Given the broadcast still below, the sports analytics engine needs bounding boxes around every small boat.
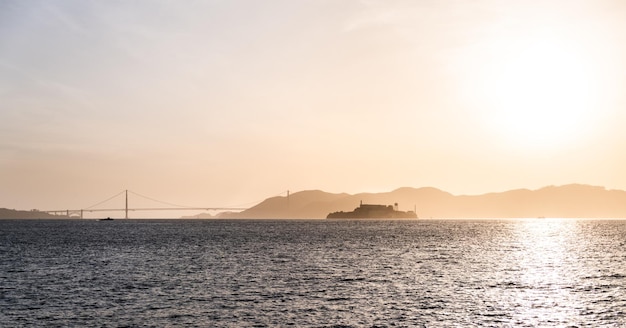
[98,217,114,221]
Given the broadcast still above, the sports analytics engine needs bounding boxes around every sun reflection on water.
[511,218,582,325]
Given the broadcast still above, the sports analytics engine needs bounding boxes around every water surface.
[1,219,625,327]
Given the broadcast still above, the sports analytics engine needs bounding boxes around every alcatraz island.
[327,201,417,219]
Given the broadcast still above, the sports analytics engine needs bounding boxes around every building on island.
[327,201,417,219]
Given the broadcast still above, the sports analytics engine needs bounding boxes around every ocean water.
[1,219,625,327]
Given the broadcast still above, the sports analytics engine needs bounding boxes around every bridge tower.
[125,189,128,219]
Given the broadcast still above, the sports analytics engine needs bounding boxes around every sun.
[485,39,595,147]
[460,31,604,150]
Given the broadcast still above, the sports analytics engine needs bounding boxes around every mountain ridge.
[217,184,626,219]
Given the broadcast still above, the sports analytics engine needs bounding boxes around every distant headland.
[0,208,70,219]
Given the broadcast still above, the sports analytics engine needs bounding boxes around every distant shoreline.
[0,208,70,220]
[2,216,626,221]
[6,184,626,220]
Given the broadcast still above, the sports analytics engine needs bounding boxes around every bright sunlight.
[461,28,608,151]
[485,38,595,148]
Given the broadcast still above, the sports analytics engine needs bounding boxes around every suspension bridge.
[42,189,287,219]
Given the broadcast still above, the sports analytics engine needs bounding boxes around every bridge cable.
[84,189,289,211]
[84,190,127,209]
[127,190,198,208]
[223,190,290,208]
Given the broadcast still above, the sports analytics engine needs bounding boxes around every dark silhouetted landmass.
[216,184,626,219]
[0,208,70,219]
[327,203,418,219]
[180,211,241,219]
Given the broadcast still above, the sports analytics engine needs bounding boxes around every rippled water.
[1,219,625,327]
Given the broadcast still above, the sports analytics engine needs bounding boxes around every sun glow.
[460,28,609,150]
[487,40,595,146]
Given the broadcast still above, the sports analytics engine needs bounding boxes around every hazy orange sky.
[1,0,626,215]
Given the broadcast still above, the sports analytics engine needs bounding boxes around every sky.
[1,0,626,217]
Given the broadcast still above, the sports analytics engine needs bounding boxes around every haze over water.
[2,219,625,327]
[2,1,626,326]
[2,1,626,212]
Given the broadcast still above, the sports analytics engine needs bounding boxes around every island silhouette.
[327,202,418,219]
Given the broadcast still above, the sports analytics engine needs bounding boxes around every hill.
[218,184,626,219]
[0,208,70,219]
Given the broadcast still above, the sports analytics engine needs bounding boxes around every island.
[327,202,417,219]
